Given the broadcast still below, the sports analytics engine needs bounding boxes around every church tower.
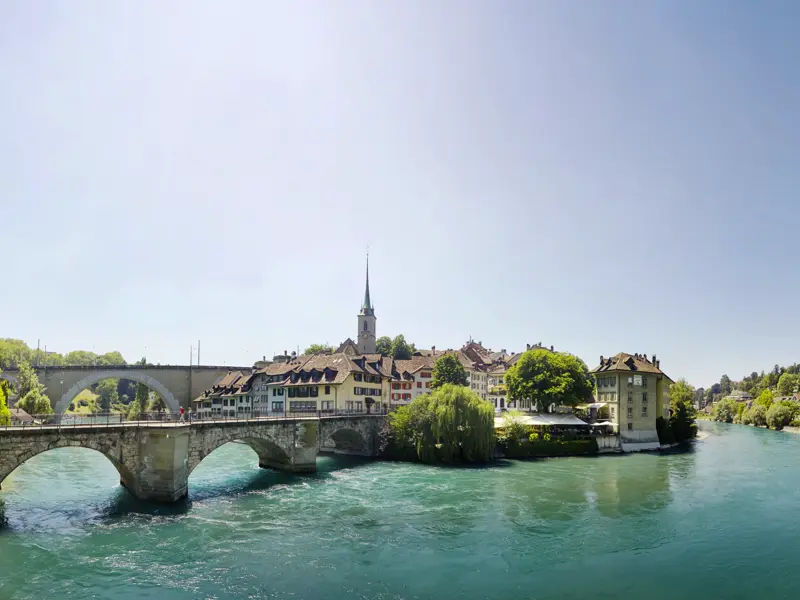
[357,255,377,354]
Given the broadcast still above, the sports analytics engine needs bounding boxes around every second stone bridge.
[0,415,385,503]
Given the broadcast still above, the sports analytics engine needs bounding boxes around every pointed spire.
[362,252,373,313]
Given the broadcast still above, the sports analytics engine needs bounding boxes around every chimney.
[501,348,506,354]
[526,343,531,351]
[263,355,266,362]
[600,355,604,364]
[479,341,482,346]
[652,354,657,365]
[432,345,436,355]
[550,345,554,352]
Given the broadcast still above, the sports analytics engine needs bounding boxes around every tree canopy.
[389,335,413,360]
[505,349,593,413]
[0,374,10,426]
[376,336,392,356]
[766,403,793,430]
[386,384,495,463]
[777,373,798,397]
[668,379,697,442]
[712,398,738,423]
[96,379,119,411]
[304,344,334,355]
[431,354,469,388]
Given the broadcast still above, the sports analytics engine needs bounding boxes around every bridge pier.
[124,429,190,503]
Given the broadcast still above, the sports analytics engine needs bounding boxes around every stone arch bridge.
[0,415,385,502]
[0,365,247,418]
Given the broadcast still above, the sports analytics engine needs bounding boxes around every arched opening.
[326,428,368,454]
[189,436,291,478]
[0,444,134,527]
[62,376,172,422]
[188,437,295,500]
[55,370,179,421]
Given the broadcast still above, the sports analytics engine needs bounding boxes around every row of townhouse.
[193,352,394,418]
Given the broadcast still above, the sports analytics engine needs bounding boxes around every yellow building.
[281,352,392,413]
[590,353,673,449]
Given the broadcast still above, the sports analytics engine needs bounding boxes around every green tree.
[431,354,469,388]
[0,338,34,369]
[743,404,768,427]
[149,393,167,412]
[389,335,413,360]
[505,349,593,413]
[98,351,126,365]
[304,344,334,355]
[64,350,99,366]
[777,373,797,396]
[755,389,775,409]
[17,388,53,415]
[387,384,494,463]
[669,379,697,442]
[0,375,11,426]
[719,374,732,395]
[711,398,738,423]
[766,403,793,430]
[376,336,393,356]
[96,379,119,411]
[733,401,747,423]
[16,361,45,401]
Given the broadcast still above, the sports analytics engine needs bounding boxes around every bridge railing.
[0,408,390,431]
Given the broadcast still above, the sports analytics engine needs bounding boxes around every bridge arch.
[0,439,135,490]
[188,432,292,476]
[324,427,368,454]
[55,370,180,419]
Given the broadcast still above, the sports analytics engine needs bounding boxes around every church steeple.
[361,253,374,315]
[357,253,376,354]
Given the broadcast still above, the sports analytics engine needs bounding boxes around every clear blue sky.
[1,1,798,388]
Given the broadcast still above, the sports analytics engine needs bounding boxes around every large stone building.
[590,352,672,450]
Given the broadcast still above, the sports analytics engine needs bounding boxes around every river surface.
[1,421,799,599]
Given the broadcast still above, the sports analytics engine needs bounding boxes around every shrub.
[502,438,598,458]
[766,403,793,430]
[743,404,767,427]
[656,416,676,445]
[712,398,738,423]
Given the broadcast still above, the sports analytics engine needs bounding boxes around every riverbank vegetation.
[712,387,799,431]
[384,384,495,463]
[0,372,11,426]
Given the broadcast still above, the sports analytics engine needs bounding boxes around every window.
[642,377,647,388]
[628,392,633,405]
[364,321,368,331]
[420,372,431,379]
[642,392,648,404]
[355,401,363,412]
[272,401,284,412]
[354,374,363,382]
[627,407,633,418]
[417,382,422,388]
[346,401,354,411]
[642,406,648,417]
[392,383,400,390]
[627,377,633,387]
[321,401,333,411]
[272,388,277,396]
[325,385,331,395]
[627,422,633,431]
[611,406,616,418]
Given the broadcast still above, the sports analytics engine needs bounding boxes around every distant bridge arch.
[55,370,180,417]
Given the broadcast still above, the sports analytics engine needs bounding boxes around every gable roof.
[591,352,672,382]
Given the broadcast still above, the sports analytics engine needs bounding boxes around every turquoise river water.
[1,421,799,599]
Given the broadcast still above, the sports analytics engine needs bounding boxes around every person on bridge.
[179,406,185,422]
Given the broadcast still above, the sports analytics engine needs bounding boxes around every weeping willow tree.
[388,384,495,464]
